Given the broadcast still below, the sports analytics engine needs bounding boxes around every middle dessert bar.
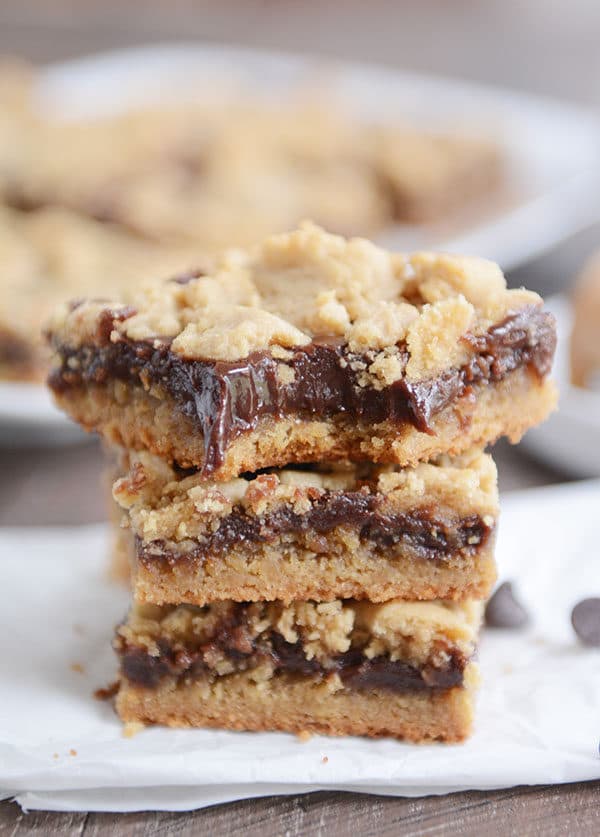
[113,449,498,604]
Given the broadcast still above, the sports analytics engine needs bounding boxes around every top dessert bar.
[47,223,557,478]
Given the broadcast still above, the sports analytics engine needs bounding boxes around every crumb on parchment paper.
[70,662,85,674]
[69,749,77,756]
[94,680,120,700]
[297,730,312,742]
[123,721,145,738]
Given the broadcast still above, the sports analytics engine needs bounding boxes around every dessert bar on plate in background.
[3,41,599,397]
[0,204,196,382]
[0,59,500,249]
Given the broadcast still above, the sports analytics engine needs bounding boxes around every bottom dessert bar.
[115,598,482,743]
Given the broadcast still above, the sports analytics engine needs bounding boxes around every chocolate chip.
[484,581,530,629]
[571,598,600,647]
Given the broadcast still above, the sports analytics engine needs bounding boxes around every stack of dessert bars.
[47,223,556,742]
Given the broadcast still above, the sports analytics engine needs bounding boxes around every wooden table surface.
[1,2,599,833]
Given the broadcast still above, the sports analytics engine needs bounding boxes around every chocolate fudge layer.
[47,224,557,477]
[115,598,482,742]
[113,449,497,604]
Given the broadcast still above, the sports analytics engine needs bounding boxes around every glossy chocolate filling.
[50,306,555,474]
[137,497,492,567]
[118,612,466,694]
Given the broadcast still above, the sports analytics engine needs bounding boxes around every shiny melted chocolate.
[118,608,466,694]
[50,306,556,474]
[137,499,492,566]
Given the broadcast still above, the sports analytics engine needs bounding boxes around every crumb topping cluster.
[119,597,483,672]
[112,449,498,545]
[48,223,541,385]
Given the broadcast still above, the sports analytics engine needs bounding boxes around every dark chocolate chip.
[485,581,530,629]
[571,598,600,647]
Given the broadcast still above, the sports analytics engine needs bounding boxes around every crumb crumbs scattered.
[322,756,329,764]
[70,662,85,674]
[297,730,312,742]
[94,680,120,700]
[53,753,59,760]
[123,721,145,739]
[69,749,77,757]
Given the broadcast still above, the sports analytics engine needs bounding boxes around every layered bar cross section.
[113,449,498,604]
[47,223,557,479]
[115,597,483,742]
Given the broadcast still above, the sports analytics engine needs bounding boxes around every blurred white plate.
[2,43,600,445]
[521,295,600,477]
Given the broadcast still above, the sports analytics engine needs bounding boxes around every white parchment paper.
[1,480,599,812]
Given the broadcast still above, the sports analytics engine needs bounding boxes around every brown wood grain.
[2,783,600,836]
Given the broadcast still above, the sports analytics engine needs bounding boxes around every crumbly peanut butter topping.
[48,222,542,378]
[112,448,498,546]
[119,597,483,671]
